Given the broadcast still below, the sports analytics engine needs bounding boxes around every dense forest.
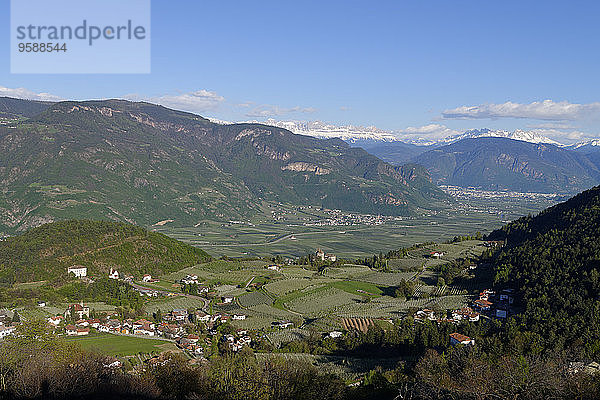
[487,185,600,358]
[0,220,211,285]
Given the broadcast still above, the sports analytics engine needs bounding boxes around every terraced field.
[286,287,363,317]
[238,291,273,308]
[266,328,309,346]
[263,278,331,297]
[351,271,416,286]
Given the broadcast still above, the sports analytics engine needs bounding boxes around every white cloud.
[125,90,226,114]
[245,105,317,118]
[528,128,590,142]
[0,86,63,102]
[442,100,600,121]
[394,124,460,140]
[525,122,576,130]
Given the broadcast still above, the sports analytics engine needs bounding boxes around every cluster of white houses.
[0,310,17,339]
[67,266,159,286]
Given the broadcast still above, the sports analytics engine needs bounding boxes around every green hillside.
[487,186,600,356]
[0,220,211,285]
[0,98,448,234]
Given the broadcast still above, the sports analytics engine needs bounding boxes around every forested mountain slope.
[487,186,600,355]
[0,220,211,284]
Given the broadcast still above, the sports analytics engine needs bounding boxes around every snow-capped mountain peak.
[568,139,600,150]
[259,119,400,142]
[439,128,562,146]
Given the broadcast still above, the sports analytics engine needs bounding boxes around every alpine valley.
[0,97,447,234]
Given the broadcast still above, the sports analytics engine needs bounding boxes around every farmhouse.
[157,323,182,338]
[67,266,87,278]
[64,302,90,320]
[474,299,493,311]
[133,320,155,336]
[88,319,101,328]
[450,332,475,346]
[452,307,480,322]
[273,321,293,329]
[0,325,16,339]
[316,248,337,262]
[65,325,79,336]
[186,334,200,343]
[109,268,119,280]
[266,265,279,271]
[232,314,246,320]
[219,315,231,323]
[142,274,153,282]
[222,296,234,304]
[181,274,199,285]
[415,309,436,321]
[47,316,63,326]
[37,301,46,307]
[315,249,325,261]
[195,311,211,322]
[329,331,343,339]
[430,251,445,259]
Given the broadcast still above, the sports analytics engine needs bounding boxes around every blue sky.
[2,0,600,142]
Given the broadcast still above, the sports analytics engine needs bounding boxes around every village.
[414,286,515,346]
[1,240,515,363]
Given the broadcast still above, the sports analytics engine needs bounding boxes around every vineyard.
[340,317,374,333]
[139,239,484,332]
[238,291,273,308]
[286,287,362,317]
[263,278,327,297]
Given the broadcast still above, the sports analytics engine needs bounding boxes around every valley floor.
[154,188,565,258]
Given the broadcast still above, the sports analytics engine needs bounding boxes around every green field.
[65,333,177,356]
[146,296,207,313]
[155,191,560,259]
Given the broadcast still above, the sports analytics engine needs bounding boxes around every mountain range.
[0,97,447,234]
[412,137,600,194]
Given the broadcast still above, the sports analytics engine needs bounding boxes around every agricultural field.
[162,261,281,288]
[238,291,273,308]
[156,191,560,259]
[17,301,118,321]
[341,317,374,333]
[285,287,363,317]
[147,296,206,313]
[263,278,330,297]
[65,333,177,357]
[164,239,490,331]
[265,328,309,347]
